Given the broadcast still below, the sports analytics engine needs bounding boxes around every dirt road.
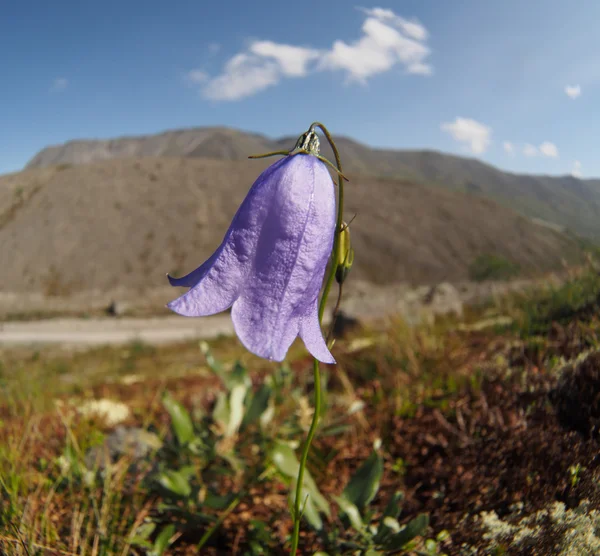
[0,315,236,347]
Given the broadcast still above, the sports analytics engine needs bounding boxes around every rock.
[423,282,463,317]
[106,300,128,317]
[77,398,131,426]
[85,426,162,470]
[331,310,362,338]
[402,282,464,326]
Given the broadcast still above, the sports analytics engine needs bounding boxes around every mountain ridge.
[23,126,600,240]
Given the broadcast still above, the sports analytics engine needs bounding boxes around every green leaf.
[228,360,249,389]
[212,391,229,432]
[162,393,194,446]
[373,491,405,544]
[131,521,155,540]
[383,491,404,520]
[333,494,363,532]
[157,469,192,498]
[242,383,272,428]
[382,514,429,551]
[319,424,352,437]
[226,383,248,437]
[271,442,330,526]
[129,521,156,548]
[200,341,223,375]
[343,450,383,511]
[204,491,236,510]
[293,486,323,530]
[151,524,176,555]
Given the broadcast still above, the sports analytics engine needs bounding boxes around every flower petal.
[231,155,336,362]
[231,299,300,361]
[167,157,288,316]
[167,245,242,316]
[300,302,336,364]
[167,251,219,288]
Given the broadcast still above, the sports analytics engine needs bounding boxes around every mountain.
[0,157,583,296]
[25,127,600,240]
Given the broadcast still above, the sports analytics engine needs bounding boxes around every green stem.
[290,122,345,556]
[197,496,241,550]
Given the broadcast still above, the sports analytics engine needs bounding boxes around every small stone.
[85,426,162,470]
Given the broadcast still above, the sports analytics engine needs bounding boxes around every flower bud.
[335,223,354,284]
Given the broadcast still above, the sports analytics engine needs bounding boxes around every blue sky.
[1,0,599,178]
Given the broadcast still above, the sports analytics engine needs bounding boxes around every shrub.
[469,253,520,282]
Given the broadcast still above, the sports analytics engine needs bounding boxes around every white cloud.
[440,117,491,154]
[523,143,538,157]
[50,77,68,92]
[200,43,319,100]
[360,8,428,40]
[320,9,432,82]
[186,69,209,84]
[539,141,559,158]
[194,7,432,101]
[202,53,281,101]
[249,41,319,77]
[572,160,582,178]
[565,84,581,99]
[503,141,515,155]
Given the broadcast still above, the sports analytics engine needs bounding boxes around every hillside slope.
[0,157,584,295]
[25,127,600,239]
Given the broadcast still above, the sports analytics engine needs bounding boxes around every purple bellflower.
[167,134,336,364]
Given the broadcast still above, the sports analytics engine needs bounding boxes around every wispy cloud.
[572,160,583,178]
[539,141,558,158]
[522,144,537,157]
[186,69,209,84]
[208,42,221,55]
[565,84,581,99]
[503,141,515,156]
[50,77,68,92]
[521,141,558,158]
[440,117,491,154]
[189,7,432,101]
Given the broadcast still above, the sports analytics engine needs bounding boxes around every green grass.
[511,266,600,335]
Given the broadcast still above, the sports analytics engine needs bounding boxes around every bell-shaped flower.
[167,153,336,364]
